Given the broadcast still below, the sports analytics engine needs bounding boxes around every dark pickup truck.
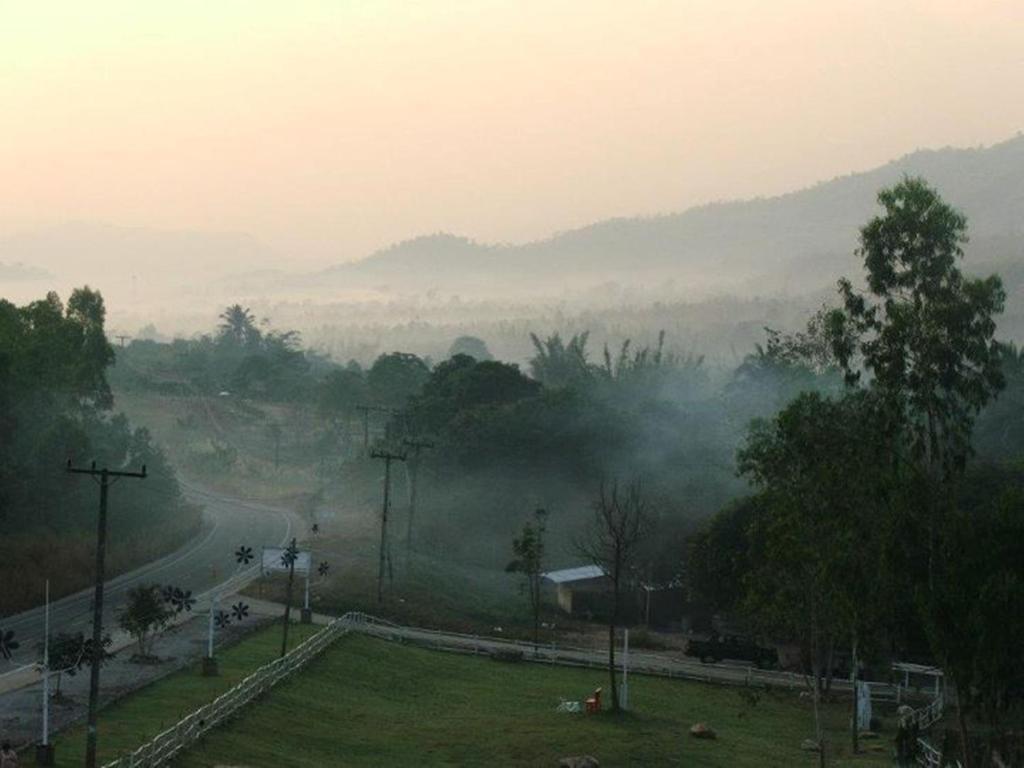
[685,634,778,668]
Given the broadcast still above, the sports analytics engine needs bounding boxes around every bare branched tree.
[576,478,652,712]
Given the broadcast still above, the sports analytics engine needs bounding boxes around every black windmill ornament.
[231,601,250,622]
[168,587,195,614]
[0,628,19,661]
[318,561,330,577]
[280,540,299,569]
[214,610,231,630]
[235,545,254,566]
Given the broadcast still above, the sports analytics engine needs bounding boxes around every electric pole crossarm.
[66,461,147,479]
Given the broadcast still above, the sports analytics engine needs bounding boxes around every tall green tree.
[506,508,548,649]
[738,391,893,764]
[831,177,1004,482]
[828,178,1008,767]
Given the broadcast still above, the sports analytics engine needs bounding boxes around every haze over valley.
[3,4,1024,766]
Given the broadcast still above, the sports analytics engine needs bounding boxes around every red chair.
[585,687,602,713]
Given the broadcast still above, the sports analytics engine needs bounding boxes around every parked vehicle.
[685,633,778,668]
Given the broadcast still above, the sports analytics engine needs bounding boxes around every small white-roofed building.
[542,564,608,614]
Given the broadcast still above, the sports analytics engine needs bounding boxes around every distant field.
[113,389,323,500]
[172,631,892,767]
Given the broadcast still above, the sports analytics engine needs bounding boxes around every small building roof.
[892,661,943,677]
[542,565,606,584]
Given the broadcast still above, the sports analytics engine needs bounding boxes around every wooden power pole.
[402,437,434,570]
[370,448,406,602]
[279,538,299,658]
[66,460,147,768]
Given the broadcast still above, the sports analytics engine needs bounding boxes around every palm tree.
[217,305,261,348]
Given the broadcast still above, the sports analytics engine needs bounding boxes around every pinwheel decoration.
[165,586,195,613]
[214,610,231,629]
[231,601,250,622]
[235,545,254,565]
[280,541,299,569]
[161,585,175,603]
[0,628,19,661]
[318,561,330,577]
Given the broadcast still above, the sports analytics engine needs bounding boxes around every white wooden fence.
[907,684,959,767]
[101,612,360,768]
[344,612,908,697]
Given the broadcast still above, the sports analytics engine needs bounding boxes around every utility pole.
[401,438,434,571]
[66,460,147,768]
[37,579,54,766]
[369,448,406,602]
[280,538,298,658]
[356,405,393,453]
[114,334,130,348]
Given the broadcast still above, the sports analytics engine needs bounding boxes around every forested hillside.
[0,288,198,612]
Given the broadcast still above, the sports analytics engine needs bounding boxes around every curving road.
[0,482,299,677]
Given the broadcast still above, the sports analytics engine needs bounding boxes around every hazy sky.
[3,0,1023,265]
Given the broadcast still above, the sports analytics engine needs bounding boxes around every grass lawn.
[173,632,894,767]
[50,622,320,767]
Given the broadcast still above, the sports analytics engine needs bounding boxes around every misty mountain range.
[3,134,1023,323]
[247,132,1024,299]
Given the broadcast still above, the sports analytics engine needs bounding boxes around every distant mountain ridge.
[317,133,1024,296]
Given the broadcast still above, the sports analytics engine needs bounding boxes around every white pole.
[621,628,629,710]
[304,559,311,611]
[207,593,217,658]
[42,579,50,746]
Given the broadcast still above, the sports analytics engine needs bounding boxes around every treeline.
[687,179,1023,766]
[0,289,197,612]
[110,305,334,402]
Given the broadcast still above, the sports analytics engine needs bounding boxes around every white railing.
[101,612,355,768]
[912,694,945,730]
[344,613,907,697]
[917,737,943,768]
[910,687,957,767]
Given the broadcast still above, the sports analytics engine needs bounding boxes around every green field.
[167,630,891,767]
[51,623,320,767]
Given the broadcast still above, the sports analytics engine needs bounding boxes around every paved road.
[0,482,299,679]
